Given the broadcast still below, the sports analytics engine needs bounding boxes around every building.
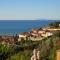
[59,24,60,27]
[18,32,30,41]
[38,30,45,34]
[2,35,14,44]
[41,31,53,37]
[31,29,38,34]
[18,34,27,41]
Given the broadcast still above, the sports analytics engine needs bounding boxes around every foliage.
[10,50,32,60]
[0,33,60,60]
[49,22,60,28]
[0,44,14,60]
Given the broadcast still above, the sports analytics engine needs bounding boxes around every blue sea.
[0,20,60,35]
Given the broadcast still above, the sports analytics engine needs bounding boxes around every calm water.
[0,20,59,35]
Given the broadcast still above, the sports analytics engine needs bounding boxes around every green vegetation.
[0,44,14,60]
[0,22,60,60]
[49,22,60,28]
[10,50,32,60]
[0,35,60,60]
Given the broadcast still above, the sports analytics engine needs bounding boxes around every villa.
[18,34,27,41]
[18,28,53,41]
[18,32,30,41]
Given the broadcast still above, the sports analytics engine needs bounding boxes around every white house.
[18,34,27,41]
[41,32,53,37]
[38,30,45,34]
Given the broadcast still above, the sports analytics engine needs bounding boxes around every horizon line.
[0,19,60,20]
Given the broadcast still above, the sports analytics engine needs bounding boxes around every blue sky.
[0,0,60,20]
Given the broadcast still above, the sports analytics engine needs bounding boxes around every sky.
[0,0,60,20]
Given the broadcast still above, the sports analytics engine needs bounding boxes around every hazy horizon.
[0,0,60,20]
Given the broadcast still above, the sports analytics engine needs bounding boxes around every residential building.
[18,34,27,41]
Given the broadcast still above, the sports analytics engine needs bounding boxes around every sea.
[0,20,60,35]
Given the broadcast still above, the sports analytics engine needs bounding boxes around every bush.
[0,44,14,60]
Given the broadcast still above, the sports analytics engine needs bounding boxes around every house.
[37,28,45,33]
[31,33,38,37]
[59,24,60,27]
[18,34,27,41]
[31,29,38,34]
[47,28,60,31]
[38,30,45,35]
[41,30,53,37]
[1,35,15,44]
[18,32,31,41]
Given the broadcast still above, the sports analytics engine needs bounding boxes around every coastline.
[0,20,60,35]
